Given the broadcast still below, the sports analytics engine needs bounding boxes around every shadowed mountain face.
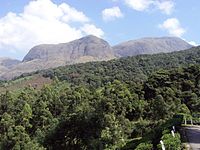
[0,36,194,80]
[113,37,193,57]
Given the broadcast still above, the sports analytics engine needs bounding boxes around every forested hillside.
[1,46,200,149]
[41,46,199,88]
[1,64,200,149]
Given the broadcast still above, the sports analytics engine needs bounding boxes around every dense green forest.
[1,46,200,149]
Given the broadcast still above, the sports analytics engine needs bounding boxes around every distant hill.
[0,57,20,68]
[113,37,192,57]
[0,58,20,77]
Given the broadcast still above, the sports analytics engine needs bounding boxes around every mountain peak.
[77,35,107,44]
[23,35,114,63]
[82,34,100,39]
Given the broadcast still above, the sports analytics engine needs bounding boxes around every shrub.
[135,142,153,150]
[157,133,181,150]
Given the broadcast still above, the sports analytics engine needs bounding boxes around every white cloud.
[102,6,123,21]
[0,0,104,56]
[159,18,186,37]
[188,41,199,46]
[125,0,153,11]
[124,0,174,15]
[155,1,174,15]
[58,3,89,22]
[81,24,104,37]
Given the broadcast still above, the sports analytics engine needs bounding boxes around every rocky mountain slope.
[23,35,115,63]
[1,35,115,79]
[113,37,193,57]
[0,36,194,80]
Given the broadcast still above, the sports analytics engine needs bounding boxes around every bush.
[135,142,153,150]
[157,133,181,150]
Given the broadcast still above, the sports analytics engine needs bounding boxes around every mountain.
[1,35,115,79]
[23,35,115,63]
[0,57,20,69]
[0,36,194,80]
[0,57,20,77]
[113,37,193,57]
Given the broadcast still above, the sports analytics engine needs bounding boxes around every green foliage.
[40,46,200,89]
[158,133,181,150]
[2,47,200,149]
[135,142,153,150]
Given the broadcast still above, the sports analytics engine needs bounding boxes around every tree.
[19,103,32,129]
[151,95,169,120]
[0,113,15,149]
[0,91,14,115]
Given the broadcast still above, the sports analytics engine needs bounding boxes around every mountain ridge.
[113,36,192,57]
[0,35,194,80]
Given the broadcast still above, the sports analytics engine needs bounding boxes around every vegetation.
[157,130,181,150]
[135,142,153,150]
[40,46,200,88]
[1,46,200,149]
[0,75,52,94]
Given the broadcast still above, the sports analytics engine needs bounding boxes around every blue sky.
[0,0,199,60]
